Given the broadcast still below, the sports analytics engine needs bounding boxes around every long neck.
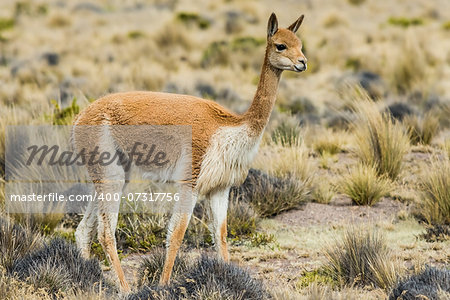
[243,48,282,135]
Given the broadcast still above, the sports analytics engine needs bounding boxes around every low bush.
[129,255,269,300]
[420,224,450,242]
[389,266,450,300]
[386,102,415,121]
[325,227,399,289]
[11,238,108,294]
[388,17,424,28]
[340,164,391,206]
[176,12,211,29]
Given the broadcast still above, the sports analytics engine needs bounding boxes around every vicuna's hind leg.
[208,188,230,261]
[160,186,197,285]
[96,177,129,291]
[75,199,98,258]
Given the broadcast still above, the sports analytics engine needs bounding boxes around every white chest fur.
[196,124,262,196]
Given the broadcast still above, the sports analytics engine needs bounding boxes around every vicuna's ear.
[267,13,278,38]
[288,14,304,33]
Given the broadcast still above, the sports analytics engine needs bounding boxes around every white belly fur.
[196,124,262,196]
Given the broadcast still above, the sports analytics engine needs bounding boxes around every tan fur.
[74,13,307,291]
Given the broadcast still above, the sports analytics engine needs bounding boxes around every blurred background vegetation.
[0,0,449,299]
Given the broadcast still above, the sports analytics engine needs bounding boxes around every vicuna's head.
[266,13,307,72]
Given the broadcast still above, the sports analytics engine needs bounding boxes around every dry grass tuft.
[340,163,391,206]
[227,198,258,239]
[386,33,429,94]
[136,248,190,287]
[312,128,344,155]
[351,90,409,179]
[325,227,400,289]
[312,181,335,204]
[231,169,309,218]
[0,217,43,270]
[403,112,440,145]
[256,131,312,184]
[418,157,450,225]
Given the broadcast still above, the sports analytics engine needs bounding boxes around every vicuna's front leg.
[209,188,230,261]
[160,187,197,285]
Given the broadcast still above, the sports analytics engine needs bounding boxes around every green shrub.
[388,17,424,28]
[176,12,210,29]
[49,98,80,125]
[340,163,391,206]
[127,30,145,39]
[348,0,365,5]
[201,41,230,68]
[297,269,336,288]
[250,232,276,247]
[325,227,399,289]
[352,92,409,179]
[0,19,14,32]
[443,21,450,30]
[271,122,302,147]
[231,36,265,51]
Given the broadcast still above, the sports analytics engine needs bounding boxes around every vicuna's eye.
[276,44,287,51]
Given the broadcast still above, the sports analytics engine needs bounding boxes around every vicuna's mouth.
[294,64,306,72]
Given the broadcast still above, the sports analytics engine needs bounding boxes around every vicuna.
[73,12,307,291]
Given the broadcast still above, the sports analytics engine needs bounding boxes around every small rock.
[41,52,59,66]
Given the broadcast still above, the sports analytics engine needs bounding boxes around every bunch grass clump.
[403,112,440,145]
[0,217,42,270]
[351,90,409,180]
[137,248,190,288]
[312,181,335,204]
[256,130,312,184]
[313,128,343,155]
[231,169,309,217]
[325,227,399,289]
[227,198,258,239]
[116,212,168,252]
[340,163,391,206]
[418,157,450,225]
